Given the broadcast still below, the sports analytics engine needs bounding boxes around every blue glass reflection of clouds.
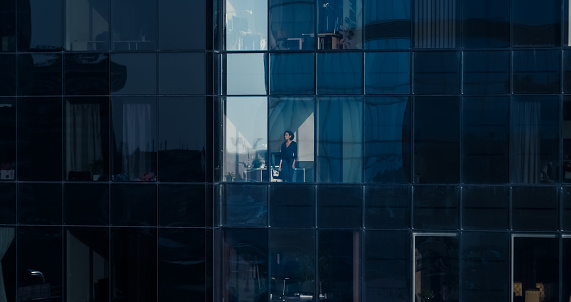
[226,0,268,50]
[364,0,411,49]
[226,53,267,95]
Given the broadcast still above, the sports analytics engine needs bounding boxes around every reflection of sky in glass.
[226,97,267,152]
[226,53,267,95]
[226,0,268,50]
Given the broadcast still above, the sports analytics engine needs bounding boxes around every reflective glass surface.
[0,184,15,224]
[462,97,509,183]
[17,98,62,181]
[318,230,360,301]
[18,183,62,225]
[413,0,460,48]
[510,96,559,184]
[564,98,571,183]
[110,184,157,226]
[317,0,362,50]
[463,51,509,95]
[413,52,460,95]
[513,50,560,94]
[110,53,156,95]
[414,97,459,184]
[222,184,267,227]
[365,185,410,229]
[364,97,410,183]
[269,97,314,183]
[512,237,558,302]
[364,0,411,49]
[159,0,206,50]
[512,0,560,47]
[0,98,15,179]
[111,0,156,51]
[512,187,558,231]
[365,52,410,94]
[317,52,363,95]
[269,184,315,227]
[226,0,267,50]
[269,0,315,50]
[0,227,16,302]
[111,97,157,182]
[317,185,362,228]
[225,53,267,95]
[158,97,206,182]
[64,97,110,181]
[564,187,571,230]
[462,0,509,48]
[17,0,63,51]
[564,51,571,93]
[0,55,15,95]
[269,53,314,95]
[18,54,62,96]
[462,186,509,230]
[65,0,109,51]
[64,183,109,225]
[158,184,205,227]
[0,0,16,51]
[159,53,206,95]
[413,186,459,229]
[563,239,571,302]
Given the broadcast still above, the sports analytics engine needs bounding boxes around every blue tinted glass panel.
[414,97,459,184]
[269,0,315,50]
[512,0,560,47]
[0,55,16,95]
[317,52,363,95]
[270,184,315,227]
[463,51,509,95]
[364,97,410,183]
[318,230,360,299]
[318,97,363,183]
[513,50,560,94]
[564,239,571,301]
[270,53,314,95]
[317,185,362,228]
[564,187,571,230]
[159,53,205,95]
[226,0,267,50]
[462,97,509,184]
[225,53,267,95]
[160,0,206,50]
[0,98,16,178]
[65,0,109,51]
[158,184,205,227]
[563,51,571,93]
[18,183,62,225]
[17,0,63,51]
[111,0,157,51]
[512,187,558,231]
[462,186,509,230]
[365,185,410,229]
[413,0,460,48]
[110,184,157,226]
[64,183,109,225]
[110,53,156,95]
[0,184,16,223]
[18,54,62,96]
[413,51,460,95]
[64,54,110,95]
[317,0,363,50]
[413,186,459,229]
[462,0,509,48]
[364,0,411,49]
[222,184,267,227]
[0,0,16,51]
[365,52,410,94]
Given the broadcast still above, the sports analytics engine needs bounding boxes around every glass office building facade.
[2,0,571,301]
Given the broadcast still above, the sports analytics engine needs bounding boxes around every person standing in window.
[279,130,297,182]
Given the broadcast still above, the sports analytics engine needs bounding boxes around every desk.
[245,168,267,182]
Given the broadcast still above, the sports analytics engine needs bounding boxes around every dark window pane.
[318,230,360,301]
[18,98,62,181]
[364,0,411,49]
[159,53,205,95]
[269,0,315,50]
[269,97,314,183]
[513,237,558,302]
[111,0,156,51]
[269,184,315,227]
[0,0,16,51]
[365,52,410,94]
[461,232,509,302]
[18,54,62,95]
[65,0,109,51]
[111,228,157,302]
[563,51,571,93]
[222,184,267,227]
[158,228,205,301]
[364,97,411,183]
[160,0,205,50]
[0,183,15,224]
[364,231,410,302]
[158,184,205,227]
[413,0,460,48]
[413,52,460,95]
[110,53,156,94]
[318,97,363,183]
[463,51,509,95]
[17,0,63,51]
[225,0,267,51]
[563,187,571,230]
[563,239,571,302]
[317,52,363,94]
[564,98,571,183]
[17,227,62,300]
[64,183,109,225]
[0,227,16,302]
[317,0,362,50]
[513,50,560,94]
[110,184,157,226]
[317,185,362,228]
[64,97,110,182]
[512,187,558,231]
[462,186,509,230]
[65,227,109,302]
[222,229,268,301]
[158,97,206,182]
[462,0,509,48]
[270,53,314,95]
[0,55,15,95]
[462,97,509,183]
[365,185,410,229]
[414,97,459,184]
[413,186,459,229]
[512,0,560,47]
[0,98,16,179]
[111,97,157,182]
[63,54,109,95]
[510,96,559,184]
[270,229,315,300]
[225,53,267,95]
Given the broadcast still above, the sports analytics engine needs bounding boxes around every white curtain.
[66,103,103,178]
[510,100,541,183]
[0,228,14,302]
[122,103,153,180]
